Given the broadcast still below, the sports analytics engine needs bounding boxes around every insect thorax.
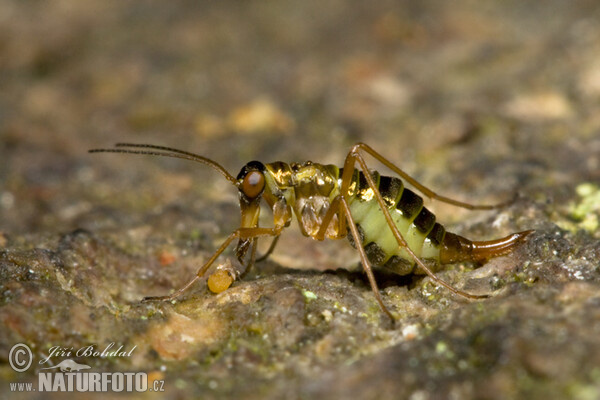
[264,161,342,238]
[262,161,447,274]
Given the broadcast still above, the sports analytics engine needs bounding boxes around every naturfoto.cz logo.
[8,343,165,393]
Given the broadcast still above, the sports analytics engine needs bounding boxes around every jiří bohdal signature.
[39,342,137,366]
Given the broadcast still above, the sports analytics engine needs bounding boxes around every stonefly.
[90,143,532,319]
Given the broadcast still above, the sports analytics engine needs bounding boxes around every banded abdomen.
[345,170,444,274]
[344,170,531,275]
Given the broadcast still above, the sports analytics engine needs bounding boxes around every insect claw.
[467,292,490,300]
[141,275,202,303]
[141,295,174,303]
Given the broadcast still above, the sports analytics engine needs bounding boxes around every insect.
[90,143,533,319]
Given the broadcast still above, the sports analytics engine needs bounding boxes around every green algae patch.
[301,289,318,301]
[559,183,600,236]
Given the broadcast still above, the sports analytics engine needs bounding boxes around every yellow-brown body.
[90,142,533,319]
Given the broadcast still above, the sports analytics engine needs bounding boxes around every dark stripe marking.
[413,207,436,234]
[426,222,446,246]
[365,242,387,265]
[378,176,404,208]
[347,223,366,248]
[383,255,413,274]
[356,170,381,201]
[396,188,423,220]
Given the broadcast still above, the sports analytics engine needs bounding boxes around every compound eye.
[242,170,265,198]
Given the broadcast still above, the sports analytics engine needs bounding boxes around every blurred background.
[2,0,598,236]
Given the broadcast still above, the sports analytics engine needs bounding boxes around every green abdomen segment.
[346,170,445,275]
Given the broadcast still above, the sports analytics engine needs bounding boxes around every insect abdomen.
[346,171,445,274]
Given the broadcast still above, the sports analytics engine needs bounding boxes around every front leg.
[142,226,282,302]
[314,196,347,241]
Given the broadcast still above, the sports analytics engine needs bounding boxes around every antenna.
[89,143,237,184]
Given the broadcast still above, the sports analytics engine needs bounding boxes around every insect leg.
[143,227,282,302]
[308,189,396,316]
[256,235,281,262]
[142,275,203,302]
[342,146,488,301]
[350,143,515,210]
[239,237,259,274]
[338,197,394,320]
[314,196,347,241]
